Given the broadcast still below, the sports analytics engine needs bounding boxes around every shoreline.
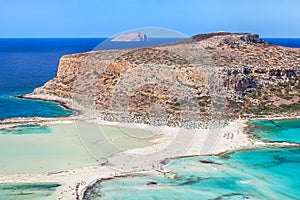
[0,116,299,199]
[15,94,81,116]
[0,117,254,199]
[15,92,300,126]
[252,115,300,121]
[81,143,300,200]
[1,93,300,200]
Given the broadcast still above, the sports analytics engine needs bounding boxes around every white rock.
[112,32,148,42]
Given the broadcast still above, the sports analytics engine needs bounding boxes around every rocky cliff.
[23,32,300,128]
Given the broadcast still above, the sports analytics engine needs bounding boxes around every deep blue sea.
[0,38,106,119]
[263,38,300,48]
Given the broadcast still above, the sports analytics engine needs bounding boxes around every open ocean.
[0,38,299,199]
[0,38,105,119]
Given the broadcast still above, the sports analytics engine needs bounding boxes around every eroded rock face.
[27,32,300,127]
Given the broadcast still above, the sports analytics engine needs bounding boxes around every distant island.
[111,32,148,42]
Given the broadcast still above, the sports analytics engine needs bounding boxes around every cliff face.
[25,32,300,127]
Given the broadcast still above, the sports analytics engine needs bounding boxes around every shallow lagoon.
[0,183,61,200]
[0,121,156,174]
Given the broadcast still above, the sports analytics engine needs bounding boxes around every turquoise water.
[250,119,300,143]
[85,147,300,200]
[84,119,300,200]
[0,124,51,135]
[0,183,60,200]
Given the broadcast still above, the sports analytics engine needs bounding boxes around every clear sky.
[1,0,300,38]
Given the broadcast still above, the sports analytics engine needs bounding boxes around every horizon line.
[0,36,189,39]
[1,36,300,39]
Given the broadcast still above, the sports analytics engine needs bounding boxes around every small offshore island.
[1,32,300,199]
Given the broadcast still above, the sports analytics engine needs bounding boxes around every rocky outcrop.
[24,32,300,127]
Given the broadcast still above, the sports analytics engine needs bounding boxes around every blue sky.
[1,0,300,38]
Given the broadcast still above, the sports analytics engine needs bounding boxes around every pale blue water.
[0,183,61,200]
[0,124,51,135]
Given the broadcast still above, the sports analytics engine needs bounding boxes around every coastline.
[252,115,300,121]
[1,32,299,199]
[1,93,300,199]
[16,92,300,126]
[0,117,251,198]
[1,115,299,199]
[16,93,80,116]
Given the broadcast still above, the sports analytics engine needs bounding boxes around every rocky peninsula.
[22,32,300,127]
